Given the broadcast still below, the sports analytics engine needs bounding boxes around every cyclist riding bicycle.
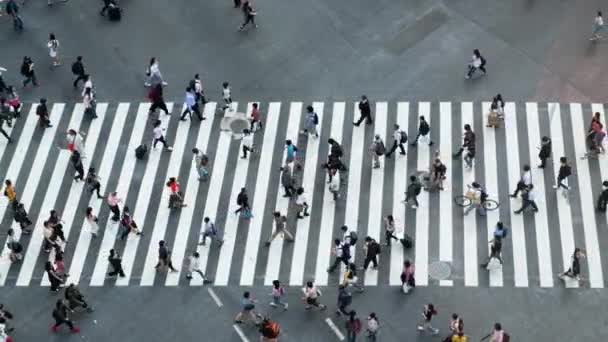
[464,182,488,216]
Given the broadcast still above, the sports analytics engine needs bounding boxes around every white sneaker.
[552,185,558,189]
[411,205,418,209]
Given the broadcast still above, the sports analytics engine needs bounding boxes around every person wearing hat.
[36,98,52,128]
[597,181,608,212]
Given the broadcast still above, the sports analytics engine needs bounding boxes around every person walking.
[107,192,122,222]
[429,157,447,191]
[50,300,80,333]
[265,211,294,246]
[597,180,608,212]
[180,87,204,121]
[64,284,93,313]
[480,237,503,270]
[354,95,372,126]
[280,164,296,198]
[185,252,212,283]
[20,57,38,88]
[514,184,539,214]
[0,67,8,95]
[302,281,327,310]
[383,215,399,246]
[285,139,299,169]
[590,11,605,41]
[509,164,532,198]
[345,311,362,342]
[66,129,85,156]
[400,260,416,293]
[295,187,310,218]
[85,167,103,199]
[301,105,319,138]
[192,148,210,182]
[152,119,173,151]
[369,135,385,169]
[411,115,433,146]
[199,217,224,246]
[465,49,486,79]
[36,98,52,128]
[553,157,572,192]
[47,34,60,67]
[238,1,258,31]
[3,179,17,210]
[366,313,380,341]
[154,240,177,272]
[404,175,422,209]
[385,124,406,157]
[250,102,262,132]
[107,249,125,277]
[71,56,87,88]
[45,261,64,292]
[235,187,251,216]
[83,87,97,119]
[361,237,380,271]
[537,136,552,168]
[343,262,364,292]
[190,73,206,105]
[558,248,585,282]
[417,303,439,335]
[85,207,99,238]
[13,202,32,234]
[6,228,23,263]
[240,128,255,159]
[328,168,340,201]
[327,239,350,273]
[0,103,12,144]
[336,284,353,316]
[70,151,85,182]
[221,81,232,111]
[234,291,262,324]
[148,84,170,115]
[453,124,475,168]
[99,0,116,16]
[144,57,167,87]
[480,323,509,342]
[5,0,23,31]
[269,280,288,310]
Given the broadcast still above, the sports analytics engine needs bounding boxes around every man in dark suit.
[354,95,372,126]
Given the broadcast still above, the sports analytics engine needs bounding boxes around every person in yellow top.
[451,332,468,342]
[4,179,17,209]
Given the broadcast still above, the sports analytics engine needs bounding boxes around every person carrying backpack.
[493,222,508,240]
[411,115,434,146]
[369,134,385,169]
[301,105,319,138]
[404,175,422,209]
[345,311,362,342]
[386,124,406,157]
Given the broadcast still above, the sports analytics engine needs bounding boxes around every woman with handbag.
[400,260,416,294]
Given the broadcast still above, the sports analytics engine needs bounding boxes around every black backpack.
[419,121,430,135]
[20,62,28,76]
[313,112,319,125]
[71,62,81,75]
[400,130,408,144]
[135,144,147,160]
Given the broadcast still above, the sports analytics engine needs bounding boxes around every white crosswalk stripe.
[1,100,608,289]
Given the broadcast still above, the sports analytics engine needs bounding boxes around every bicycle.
[453,189,500,211]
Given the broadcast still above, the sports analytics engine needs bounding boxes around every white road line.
[215,103,254,286]
[240,102,281,286]
[139,105,193,286]
[438,102,453,287]
[233,324,251,342]
[390,102,409,286]
[289,102,323,286]
[481,102,503,287]
[207,287,223,307]
[504,102,529,287]
[65,103,130,285]
[570,103,604,288]
[324,317,345,341]
[18,103,87,286]
[314,102,344,286]
[414,102,431,286]
[548,103,578,288]
[461,102,478,287]
[0,104,64,285]
[89,102,166,286]
[264,102,302,285]
[525,102,553,287]
[342,103,364,282]
[166,102,217,286]
[41,104,107,285]
[364,102,387,286]
[192,105,234,286]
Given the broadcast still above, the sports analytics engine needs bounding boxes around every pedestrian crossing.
[1,100,608,288]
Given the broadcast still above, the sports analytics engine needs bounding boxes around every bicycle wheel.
[483,199,500,211]
[453,195,471,207]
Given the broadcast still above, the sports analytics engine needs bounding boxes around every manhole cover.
[230,118,249,132]
[428,261,452,280]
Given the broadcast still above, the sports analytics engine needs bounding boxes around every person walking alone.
[180,87,204,121]
[597,180,608,212]
[50,300,80,334]
[404,175,422,209]
[71,56,87,88]
[152,119,173,151]
[280,164,296,198]
[85,207,99,238]
[185,252,212,283]
[514,184,539,214]
[238,1,258,31]
[537,136,552,169]
[354,95,372,126]
[385,124,406,158]
[154,240,177,272]
[295,187,309,218]
[553,157,571,192]
[70,151,85,182]
[265,211,294,246]
[417,303,439,335]
[107,249,125,277]
[411,115,433,146]
[345,311,362,342]
[302,281,327,311]
[47,34,60,67]
[590,11,605,41]
[192,148,210,181]
[301,105,319,138]
[366,313,380,341]
[383,215,399,246]
[453,124,475,168]
[361,237,380,271]
[199,217,224,246]
[148,84,170,115]
[107,192,121,222]
[509,164,532,198]
[465,49,486,79]
[144,57,167,87]
[269,280,288,310]
[20,56,38,88]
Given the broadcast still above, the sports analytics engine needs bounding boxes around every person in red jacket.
[148,83,169,115]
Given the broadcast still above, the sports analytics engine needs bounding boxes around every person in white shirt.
[514,184,538,214]
[385,124,406,157]
[185,252,212,283]
[222,81,232,111]
[295,187,309,219]
[81,75,93,96]
[199,217,224,246]
[465,49,486,79]
[591,11,604,41]
[152,119,173,151]
[510,164,531,198]
[328,168,340,200]
[192,148,209,181]
[47,33,60,67]
[145,57,167,87]
[240,129,255,158]
[82,87,97,119]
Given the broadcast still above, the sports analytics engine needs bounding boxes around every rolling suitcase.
[400,234,413,249]
[135,144,147,160]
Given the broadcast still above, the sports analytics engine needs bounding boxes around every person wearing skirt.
[47,33,60,67]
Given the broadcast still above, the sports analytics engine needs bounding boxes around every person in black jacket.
[553,157,571,191]
[71,151,85,182]
[51,300,80,333]
[36,98,52,128]
[107,249,126,277]
[537,136,552,168]
[71,56,87,88]
[65,284,93,312]
[411,115,434,146]
[597,181,608,212]
[154,240,177,272]
[238,1,257,31]
[20,56,38,88]
[453,124,475,168]
[13,202,32,234]
[354,95,372,126]
[362,237,380,270]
